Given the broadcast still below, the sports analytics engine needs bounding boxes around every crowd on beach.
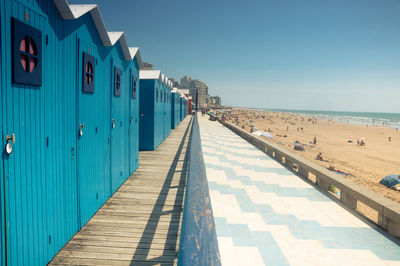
[209,108,400,203]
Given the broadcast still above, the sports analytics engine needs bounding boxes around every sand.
[222,108,400,205]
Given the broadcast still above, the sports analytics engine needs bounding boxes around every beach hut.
[187,96,193,115]
[162,76,171,139]
[164,79,172,136]
[139,70,166,150]
[128,48,142,175]
[179,94,185,121]
[0,0,142,264]
[171,88,180,129]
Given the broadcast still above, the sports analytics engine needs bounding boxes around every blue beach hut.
[0,0,143,264]
[139,70,165,150]
[164,78,172,138]
[161,74,169,139]
[171,88,180,129]
[179,94,185,121]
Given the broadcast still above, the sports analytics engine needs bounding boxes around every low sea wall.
[210,113,400,238]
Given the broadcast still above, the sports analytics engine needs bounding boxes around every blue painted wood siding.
[0,1,5,264]
[0,0,141,265]
[129,64,140,174]
[139,79,155,150]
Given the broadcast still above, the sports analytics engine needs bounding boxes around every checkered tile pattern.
[198,116,400,266]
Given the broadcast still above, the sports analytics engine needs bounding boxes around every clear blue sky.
[69,0,400,112]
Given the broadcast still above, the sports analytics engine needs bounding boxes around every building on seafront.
[179,76,211,108]
[209,96,221,106]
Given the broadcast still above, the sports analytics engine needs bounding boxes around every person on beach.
[313,136,317,147]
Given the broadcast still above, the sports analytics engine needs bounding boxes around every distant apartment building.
[179,76,208,107]
[180,76,192,89]
[209,96,221,106]
[168,78,180,88]
[142,62,154,70]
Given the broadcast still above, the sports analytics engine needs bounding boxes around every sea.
[254,108,400,129]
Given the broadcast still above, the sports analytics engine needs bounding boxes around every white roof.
[171,87,178,93]
[139,70,162,81]
[53,0,143,68]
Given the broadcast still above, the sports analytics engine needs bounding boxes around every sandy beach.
[221,108,400,206]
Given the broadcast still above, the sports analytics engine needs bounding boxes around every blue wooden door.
[110,58,129,193]
[163,87,166,140]
[76,38,111,227]
[0,5,5,265]
[129,68,139,174]
[3,9,51,265]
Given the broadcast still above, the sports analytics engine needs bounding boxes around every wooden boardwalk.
[50,116,193,265]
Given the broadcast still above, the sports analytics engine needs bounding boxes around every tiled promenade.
[198,115,400,266]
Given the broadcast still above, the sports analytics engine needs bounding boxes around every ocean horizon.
[245,108,400,129]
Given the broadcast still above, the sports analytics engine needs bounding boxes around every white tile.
[234,246,265,266]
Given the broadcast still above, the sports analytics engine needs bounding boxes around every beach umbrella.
[253,131,273,138]
[294,143,305,151]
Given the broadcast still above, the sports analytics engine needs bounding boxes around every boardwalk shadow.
[131,118,193,265]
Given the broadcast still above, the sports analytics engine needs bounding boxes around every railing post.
[316,175,330,191]
[298,166,308,179]
[340,191,358,210]
[387,220,400,237]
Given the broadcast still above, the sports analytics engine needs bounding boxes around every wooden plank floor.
[50,116,193,265]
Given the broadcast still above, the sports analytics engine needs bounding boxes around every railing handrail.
[178,114,221,265]
[209,112,400,238]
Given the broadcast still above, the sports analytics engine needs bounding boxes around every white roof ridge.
[68,4,97,19]
[139,70,162,80]
[128,47,144,69]
[107,32,124,45]
[53,0,143,65]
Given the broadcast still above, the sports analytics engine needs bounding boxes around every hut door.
[163,89,166,139]
[129,69,139,174]
[76,38,111,227]
[110,59,128,193]
[0,9,5,266]
[3,14,52,265]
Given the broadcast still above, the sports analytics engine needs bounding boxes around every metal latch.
[5,133,15,154]
[79,123,85,136]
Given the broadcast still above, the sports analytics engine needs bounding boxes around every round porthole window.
[116,73,121,89]
[19,36,38,73]
[85,61,93,84]
[132,77,137,99]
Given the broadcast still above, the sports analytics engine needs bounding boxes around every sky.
[69,0,400,113]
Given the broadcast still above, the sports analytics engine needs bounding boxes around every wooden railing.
[178,114,221,265]
[209,113,400,238]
